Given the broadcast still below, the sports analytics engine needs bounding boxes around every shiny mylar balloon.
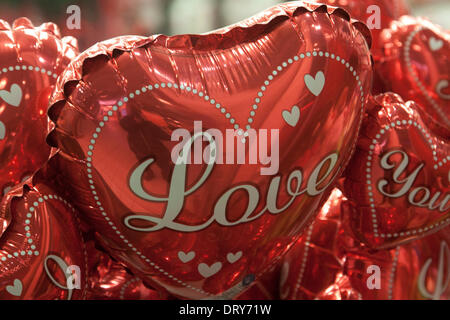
[0,18,78,196]
[47,2,372,299]
[0,178,88,300]
[315,0,410,58]
[282,188,450,300]
[280,189,362,300]
[377,16,450,132]
[345,226,450,300]
[344,93,449,250]
[86,240,171,300]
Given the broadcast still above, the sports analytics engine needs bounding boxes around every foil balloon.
[0,177,88,300]
[377,16,450,132]
[47,2,373,299]
[85,240,171,300]
[315,0,410,58]
[280,188,362,300]
[345,226,450,300]
[344,93,449,250]
[0,18,78,196]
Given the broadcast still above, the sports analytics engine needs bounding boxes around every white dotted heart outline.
[0,194,88,299]
[388,246,400,300]
[404,26,450,128]
[0,65,59,139]
[84,49,367,297]
[119,277,140,300]
[366,120,450,239]
[292,222,315,299]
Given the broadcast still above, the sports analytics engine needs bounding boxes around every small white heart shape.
[0,84,22,107]
[6,279,23,297]
[226,251,243,264]
[198,262,222,278]
[429,37,443,51]
[282,106,300,127]
[304,71,325,96]
[178,251,195,263]
[0,121,5,140]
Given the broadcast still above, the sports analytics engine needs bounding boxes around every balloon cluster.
[0,0,448,300]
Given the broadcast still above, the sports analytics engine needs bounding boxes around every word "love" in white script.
[126,131,340,233]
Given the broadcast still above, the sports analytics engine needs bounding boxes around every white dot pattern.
[119,277,140,300]
[293,222,315,299]
[0,65,58,79]
[0,194,89,299]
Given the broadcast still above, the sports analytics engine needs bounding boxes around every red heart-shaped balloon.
[0,177,88,300]
[344,93,449,249]
[0,18,78,196]
[345,225,450,300]
[377,16,450,132]
[314,0,410,58]
[47,2,372,299]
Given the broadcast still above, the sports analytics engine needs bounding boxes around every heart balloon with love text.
[314,0,410,59]
[344,93,449,250]
[0,18,78,196]
[280,188,362,300]
[46,2,372,299]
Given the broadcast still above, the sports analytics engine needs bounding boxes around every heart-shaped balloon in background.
[281,188,450,300]
[280,188,362,300]
[344,93,449,250]
[0,18,79,196]
[377,16,450,133]
[0,174,88,300]
[344,225,450,300]
[46,2,372,299]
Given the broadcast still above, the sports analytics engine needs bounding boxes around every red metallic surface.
[344,93,449,249]
[46,2,373,299]
[86,240,171,300]
[0,18,78,197]
[281,188,450,300]
[280,188,362,300]
[377,16,450,132]
[315,0,410,58]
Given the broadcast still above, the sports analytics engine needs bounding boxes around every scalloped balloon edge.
[46,1,373,142]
